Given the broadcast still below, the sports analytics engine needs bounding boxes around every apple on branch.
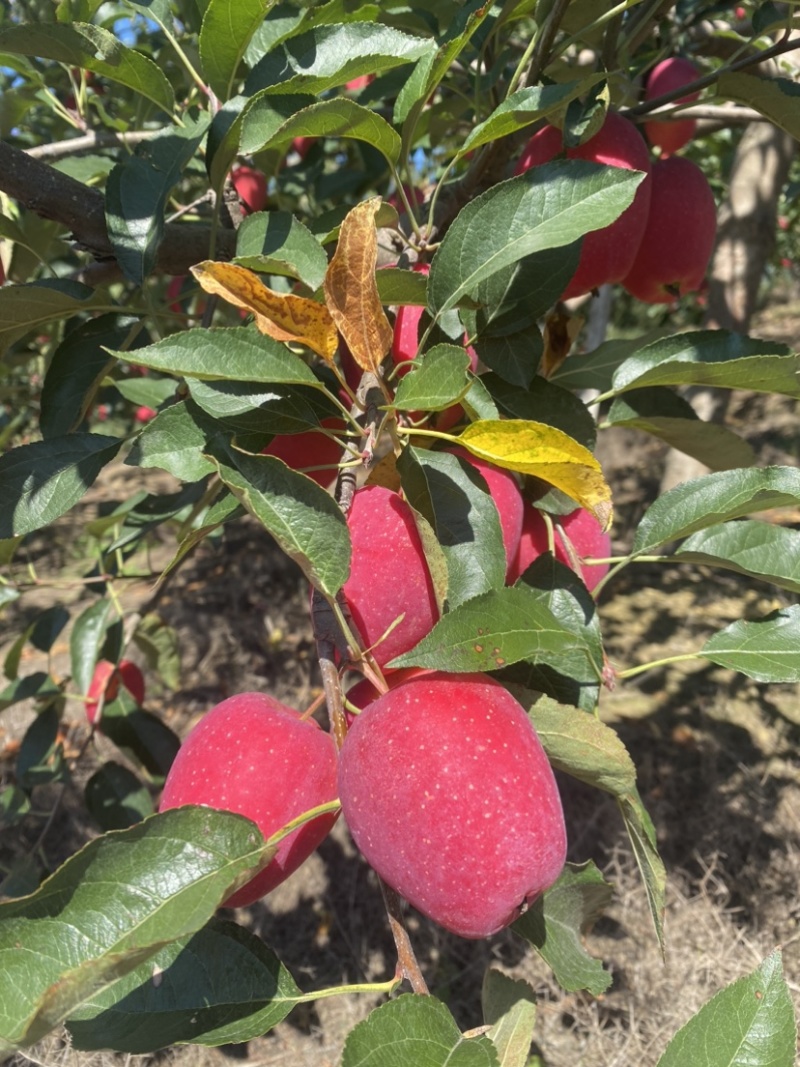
[160,692,339,907]
[338,670,567,938]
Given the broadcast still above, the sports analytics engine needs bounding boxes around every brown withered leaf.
[541,306,583,378]
[191,261,338,361]
[323,198,393,373]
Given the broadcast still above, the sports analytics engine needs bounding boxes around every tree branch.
[25,129,159,161]
[0,138,236,277]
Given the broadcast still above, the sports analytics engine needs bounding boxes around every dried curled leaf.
[323,199,393,373]
[191,261,338,361]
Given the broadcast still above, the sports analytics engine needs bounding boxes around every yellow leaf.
[457,419,612,530]
[323,198,393,373]
[191,261,338,361]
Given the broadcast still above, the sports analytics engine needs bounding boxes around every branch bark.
[0,138,236,277]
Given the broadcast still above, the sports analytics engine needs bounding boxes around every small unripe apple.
[445,446,523,579]
[231,165,268,214]
[514,110,652,299]
[338,671,567,938]
[85,659,145,725]
[262,418,346,489]
[159,692,339,907]
[343,485,439,667]
[621,155,716,304]
[644,57,700,156]
[509,503,611,592]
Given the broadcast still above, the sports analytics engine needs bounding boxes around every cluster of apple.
[515,56,715,305]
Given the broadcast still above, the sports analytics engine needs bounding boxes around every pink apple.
[509,503,610,592]
[621,155,716,303]
[644,57,701,156]
[343,485,439,667]
[338,670,567,938]
[514,110,652,299]
[159,692,339,907]
[85,659,145,725]
[262,418,346,489]
[231,165,267,214]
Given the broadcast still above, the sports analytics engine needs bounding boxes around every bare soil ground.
[2,296,800,1067]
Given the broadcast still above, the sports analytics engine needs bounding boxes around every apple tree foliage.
[0,0,799,1062]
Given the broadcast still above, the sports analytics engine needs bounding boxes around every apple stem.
[380,879,430,995]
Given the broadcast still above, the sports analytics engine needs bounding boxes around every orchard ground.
[2,293,800,1066]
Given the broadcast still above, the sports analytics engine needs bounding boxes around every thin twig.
[25,128,159,161]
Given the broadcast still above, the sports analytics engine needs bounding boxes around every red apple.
[338,670,567,938]
[621,155,716,304]
[509,503,610,592]
[231,165,268,214]
[345,74,374,92]
[85,659,146,725]
[344,667,429,726]
[445,446,523,579]
[343,485,439,667]
[262,418,346,489]
[134,406,157,423]
[514,110,652,299]
[159,692,339,907]
[644,57,700,156]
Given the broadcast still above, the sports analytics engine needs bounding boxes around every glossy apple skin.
[622,156,716,304]
[514,111,652,299]
[262,419,345,489]
[343,485,439,667]
[159,692,339,907]
[644,57,700,156]
[231,165,267,214]
[445,446,523,579]
[509,504,611,592]
[86,659,145,725]
[338,671,567,939]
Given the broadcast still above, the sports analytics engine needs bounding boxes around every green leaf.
[398,447,506,610]
[241,96,402,165]
[99,692,181,779]
[389,585,601,678]
[657,950,796,1067]
[109,327,321,385]
[235,210,329,290]
[701,605,800,683]
[17,707,66,788]
[609,330,800,398]
[106,116,209,286]
[70,598,114,699]
[551,335,647,392]
[67,917,301,1052]
[375,267,429,307]
[428,162,644,316]
[631,467,800,556]
[341,995,500,1067]
[0,673,61,714]
[186,379,337,433]
[393,345,472,412]
[132,613,181,690]
[513,862,612,996]
[529,695,636,797]
[0,280,107,358]
[112,376,175,409]
[40,316,127,438]
[462,81,594,153]
[246,21,433,98]
[204,437,350,597]
[0,786,31,831]
[0,434,122,539]
[0,808,274,1051]
[481,971,537,1067]
[676,520,800,594]
[199,0,273,101]
[84,762,154,832]
[619,790,666,953]
[606,387,755,471]
[718,70,800,141]
[126,401,217,482]
[0,23,174,114]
